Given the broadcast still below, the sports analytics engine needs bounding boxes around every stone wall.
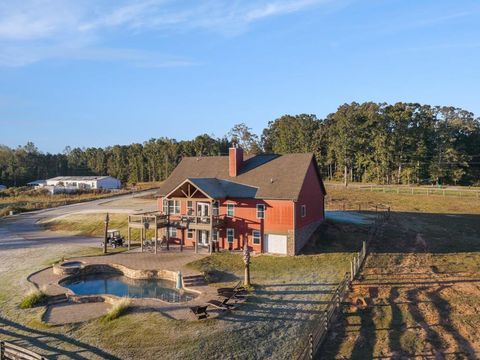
[294,220,322,254]
[287,230,296,256]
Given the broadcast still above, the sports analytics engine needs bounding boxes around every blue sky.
[0,0,479,153]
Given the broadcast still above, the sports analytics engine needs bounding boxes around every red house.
[157,146,326,255]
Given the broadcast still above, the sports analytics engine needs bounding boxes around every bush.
[102,297,131,322]
[19,289,48,309]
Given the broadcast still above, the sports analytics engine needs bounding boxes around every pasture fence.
[296,204,390,360]
[327,183,480,199]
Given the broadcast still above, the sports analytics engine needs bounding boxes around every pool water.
[61,261,82,268]
[61,273,196,303]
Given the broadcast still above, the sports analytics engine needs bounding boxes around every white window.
[301,205,306,218]
[168,227,177,237]
[187,201,194,216]
[167,200,180,214]
[227,228,234,243]
[187,229,194,239]
[227,203,235,217]
[252,230,261,245]
[212,230,219,241]
[256,204,265,219]
[163,198,168,212]
[212,201,219,216]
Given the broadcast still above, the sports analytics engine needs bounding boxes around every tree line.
[1,102,479,187]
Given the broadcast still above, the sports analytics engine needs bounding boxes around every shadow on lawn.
[0,316,121,360]
[315,211,480,359]
[220,283,336,324]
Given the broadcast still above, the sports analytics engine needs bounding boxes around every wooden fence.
[327,183,480,198]
[296,205,389,360]
[0,341,47,360]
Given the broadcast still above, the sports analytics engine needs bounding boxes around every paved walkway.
[74,250,206,276]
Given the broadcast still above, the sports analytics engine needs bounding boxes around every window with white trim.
[187,201,194,215]
[212,201,219,216]
[227,203,235,217]
[252,230,261,245]
[256,204,265,219]
[187,229,194,239]
[227,228,234,243]
[167,200,180,214]
[212,230,219,241]
[301,205,307,218]
[168,227,177,237]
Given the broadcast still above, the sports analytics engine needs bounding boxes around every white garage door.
[264,234,287,254]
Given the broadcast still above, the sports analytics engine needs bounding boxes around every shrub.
[20,289,48,309]
[102,297,131,322]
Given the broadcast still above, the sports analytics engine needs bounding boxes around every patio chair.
[190,305,209,320]
[206,298,237,311]
[218,289,247,300]
[216,281,245,295]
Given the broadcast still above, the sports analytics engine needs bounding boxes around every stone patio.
[28,249,241,323]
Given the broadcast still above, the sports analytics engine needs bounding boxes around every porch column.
[209,212,213,254]
[166,214,170,251]
[180,228,184,252]
[194,232,198,254]
[209,230,213,254]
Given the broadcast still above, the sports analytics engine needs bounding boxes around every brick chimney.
[229,145,244,177]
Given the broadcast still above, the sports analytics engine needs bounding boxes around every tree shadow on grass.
[349,307,376,360]
[427,286,478,359]
[388,287,408,358]
[0,316,121,360]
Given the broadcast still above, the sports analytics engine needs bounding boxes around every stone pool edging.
[55,262,203,303]
[27,252,224,323]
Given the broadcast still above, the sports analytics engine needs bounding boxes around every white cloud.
[0,0,331,66]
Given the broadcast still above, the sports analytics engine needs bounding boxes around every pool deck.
[29,249,240,323]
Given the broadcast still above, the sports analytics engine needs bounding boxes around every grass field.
[321,186,480,360]
[0,189,126,217]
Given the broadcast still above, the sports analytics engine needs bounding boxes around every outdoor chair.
[217,285,247,297]
[216,281,246,295]
[190,305,209,320]
[219,289,247,300]
[206,298,237,311]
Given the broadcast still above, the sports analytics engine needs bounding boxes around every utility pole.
[103,213,109,254]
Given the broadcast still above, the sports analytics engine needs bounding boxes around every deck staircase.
[182,274,206,288]
[47,294,68,305]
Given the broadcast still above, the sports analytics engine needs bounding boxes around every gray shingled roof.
[158,153,325,201]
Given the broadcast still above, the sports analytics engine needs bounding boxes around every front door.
[198,230,209,246]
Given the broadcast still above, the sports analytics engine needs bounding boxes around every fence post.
[309,333,313,359]
[324,310,328,330]
[362,240,366,258]
[350,260,354,281]
[1,341,4,360]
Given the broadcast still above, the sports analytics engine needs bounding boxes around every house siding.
[294,160,326,252]
[219,199,294,253]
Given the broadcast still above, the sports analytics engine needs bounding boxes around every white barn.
[45,176,121,190]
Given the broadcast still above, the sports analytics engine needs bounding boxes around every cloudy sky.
[1,0,479,152]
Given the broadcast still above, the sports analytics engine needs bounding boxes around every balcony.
[169,215,225,230]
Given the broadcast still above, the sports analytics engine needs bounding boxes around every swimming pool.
[61,273,196,303]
